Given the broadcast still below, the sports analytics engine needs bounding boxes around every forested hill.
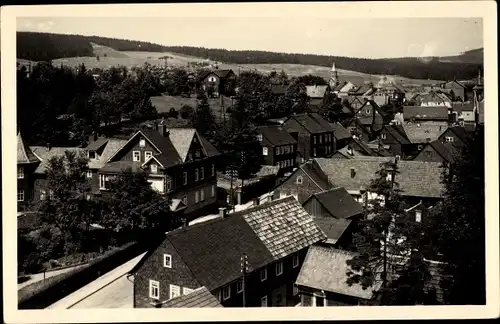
[17,31,483,80]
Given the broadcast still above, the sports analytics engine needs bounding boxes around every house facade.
[437,126,470,158]
[200,69,236,98]
[282,113,335,161]
[17,132,41,212]
[413,140,454,164]
[131,196,327,308]
[257,125,298,173]
[441,80,467,102]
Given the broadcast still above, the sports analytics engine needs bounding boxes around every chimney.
[252,197,260,206]
[46,142,51,151]
[350,168,356,178]
[182,217,188,229]
[219,207,227,219]
[158,124,169,137]
[88,131,98,144]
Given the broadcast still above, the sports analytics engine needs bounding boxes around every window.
[183,288,194,295]
[86,170,92,178]
[211,185,216,198]
[319,135,323,144]
[183,172,188,185]
[313,136,317,144]
[425,151,433,158]
[296,176,303,184]
[222,285,231,300]
[40,189,46,201]
[293,254,299,268]
[99,174,107,189]
[183,195,188,205]
[89,151,97,159]
[145,151,152,161]
[163,254,172,268]
[445,136,454,142]
[149,280,160,299]
[200,189,205,201]
[366,108,371,114]
[263,147,268,156]
[260,267,267,281]
[276,147,280,155]
[237,279,243,293]
[293,285,299,296]
[211,164,215,176]
[17,166,24,179]
[195,169,199,181]
[417,145,423,150]
[261,295,268,307]
[313,148,317,156]
[169,284,181,299]
[195,191,199,203]
[381,133,386,140]
[17,189,25,202]
[139,139,146,147]
[133,151,140,162]
[285,145,290,154]
[276,261,283,276]
[200,167,205,179]
[166,177,172,191]
[415,210,422,223]
[257,134,263,141]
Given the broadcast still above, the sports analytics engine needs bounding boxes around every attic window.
[381,133,386,140]
[257,134,263,141]
[296,176,303,185]
[445,136,454,142]
[139,138,146,148]
[415,210,422,223]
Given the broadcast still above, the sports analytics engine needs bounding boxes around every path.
[46,252,146,309]
[18,265,87,290]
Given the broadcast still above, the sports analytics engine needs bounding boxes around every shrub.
[180,105,195,119]
[168,108,179,119]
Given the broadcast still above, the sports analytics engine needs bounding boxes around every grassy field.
[17,42,442,86]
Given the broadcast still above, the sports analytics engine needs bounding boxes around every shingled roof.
[288,113,332,134]
[402,123,448,144]
[329,123,352,141]
[160,287,222,308]
[140,196,326,291]
[296,245,381,300]
[314,157,445,198]
[306,85,329,98]
[17,132,40,164]
[304,187,363,219]
[428,140,454,163]
[88,138,128,169]
[312,217,352,244]
[451,102,474,113]
[258,125,298,146]
[30,146,85,174]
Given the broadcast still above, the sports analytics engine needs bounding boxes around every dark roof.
[290,114,327,134]
[403,123,448,144]
[329,123,352,141]
[85,138,109,151]
[309,113,335,131]
[306,85,329,98]
[349,84,371,95]
[314,157,445,198]
[307,187,363,219]
[300,161,333,192]
[403,106,449,121]
[429,140,454,163]
[384,125,411,145]
[451,102,474,113]
[271,84,288,95]
[160,287,222,308]
[296,245,381,299]
[30,146,85,174]
[307,98,324,109]
[144,196,326,291]
[447,126,470,144]
[352,138,378,156]
[258,125,298,146]
[312,217,352,244]
[17,132,40,164]
[199,69,234,80]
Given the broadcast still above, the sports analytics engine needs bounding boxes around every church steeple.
[329,61,339,89]
[17,131,40,164]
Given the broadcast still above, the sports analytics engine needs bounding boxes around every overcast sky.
[17,17,483,58]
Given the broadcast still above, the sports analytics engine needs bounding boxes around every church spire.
[329,61,339,88]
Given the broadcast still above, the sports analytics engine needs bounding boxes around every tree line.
[17,31,483,81]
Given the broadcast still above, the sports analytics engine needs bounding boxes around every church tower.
[329,61,339,89]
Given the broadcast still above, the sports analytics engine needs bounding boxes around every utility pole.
[240,253,249,307]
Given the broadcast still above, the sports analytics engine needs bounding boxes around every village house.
[257,125,298,173]
[305,85,330,112]
[437,126,471,157]
[345,118,373,143]
[354,100,387,132]
[450,102,475,127]
[17,132,43,212]
[348,83,374,99]
[273,160,333,204]
[419,90,452,108]
[329,122,352,151]
[282,113,336,161]
[295,245,382,306]
[199,69,236,98]
[335,81,358,98]
[342,95,364,113]
[402,106,450,124]
[302,187,364,250]
[313,156,445,215]
[440,80,468,102]
[413,140,454,164]
[130,196,327,308]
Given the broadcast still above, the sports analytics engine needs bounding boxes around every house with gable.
[450,102,475,126]
[419,90,452,108]
[336,81,358,97]
[354,100,386,133]
[413,140,454,164]
[342,95,364,113]
[199,69,237,98]
[441,80,467,102]
[98,124,221,222]
[305,85,330,112]
[273,160,333,204]
[437,126,471,157]
[329,122,352,150]
[130,196,327,308]
[257,125,298,173]
[282,113,335,161]
[17,132,42,211]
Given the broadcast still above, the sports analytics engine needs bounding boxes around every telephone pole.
[240,253,249,307]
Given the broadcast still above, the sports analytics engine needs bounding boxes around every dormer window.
[257,134,263,141]
[296,175,303,184]
[381,133,386,140]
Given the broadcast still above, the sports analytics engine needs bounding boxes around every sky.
[16,17,483,59]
